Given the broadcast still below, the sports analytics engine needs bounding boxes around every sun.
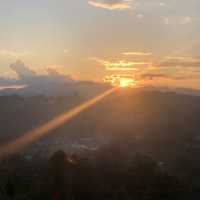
[118,78,136,88]
[103,75,137,88]
[119,80,130,87]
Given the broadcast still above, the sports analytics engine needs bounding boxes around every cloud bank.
[0,61,110,96]
[93,51,200,87]
[93,57,148,71]
[7,60,74,85]
[0,61,75,95]
[158,57,200,68]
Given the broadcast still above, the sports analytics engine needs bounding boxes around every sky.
[0,0,200,89]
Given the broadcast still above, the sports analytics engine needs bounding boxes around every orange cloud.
[88,0,132,10]
[122,52,152,56]
[103,74,137,87]
[93,57,148,71]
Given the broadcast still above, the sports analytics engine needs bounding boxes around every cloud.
[158,56,200,67]
[43,65,74,82]
[104,72,193,86]
[162,16,199,25]
[103,71,196,87]
[93,52,200,88]
[0,85,26,91]
[0,50,32,58]
[122,51,152,56]
[88,0,133,10]
[0,61,109,96]
[0,60,74,87]
[0,60,90,96]
[134,73,187,81]
[10,60,37,79]
[93,57,148,71]
[103,73,170,87]
[136,73,169,80]
[103,74,136,86]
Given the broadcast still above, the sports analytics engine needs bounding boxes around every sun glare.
[119,78,135,88]
[104,75,137,88]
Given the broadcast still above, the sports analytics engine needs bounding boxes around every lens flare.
[0,87,117,160]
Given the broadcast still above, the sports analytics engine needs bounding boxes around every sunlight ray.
[0,87,117,160]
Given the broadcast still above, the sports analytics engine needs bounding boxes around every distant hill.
[0,88,199,145]
[0,81,110,98]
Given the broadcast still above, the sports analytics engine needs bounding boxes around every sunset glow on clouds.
[92,57,148,71]
[122,52,152,56]
[92,51,200,87]
[88,0,133,10]
[103,74,137,87]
